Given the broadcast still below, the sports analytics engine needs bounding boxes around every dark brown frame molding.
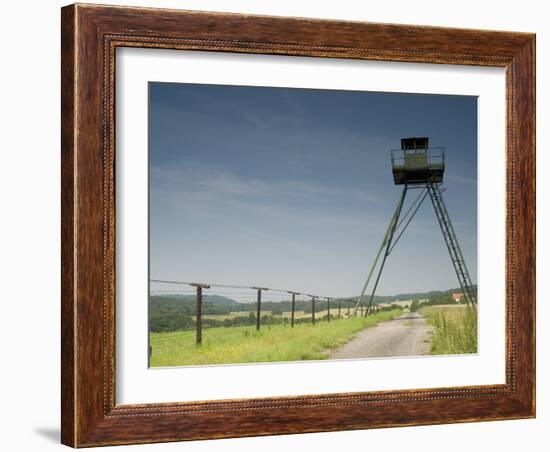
[61,3,536,447]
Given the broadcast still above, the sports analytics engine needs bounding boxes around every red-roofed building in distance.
[452,292,464,303]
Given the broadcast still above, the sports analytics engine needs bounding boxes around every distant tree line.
[149,288,476,333]
[149,310,331,333]
[149,295,406,333]
[150,295,352,315]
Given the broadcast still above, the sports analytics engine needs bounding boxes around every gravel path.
[329,312,433,359]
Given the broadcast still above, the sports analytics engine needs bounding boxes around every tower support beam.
[355,185,408,314]
[427,182,477,310]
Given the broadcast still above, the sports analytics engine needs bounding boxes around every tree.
[247,311,256,325]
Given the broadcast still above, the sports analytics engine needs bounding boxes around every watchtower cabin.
[391,137,445,185]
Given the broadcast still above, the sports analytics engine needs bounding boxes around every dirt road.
[329,312,433,359]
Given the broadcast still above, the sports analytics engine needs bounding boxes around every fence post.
[288,291,296,328]
[327,298,331,322]
[338,299,341,319]
[347,301,351,317]
[256,289,261,330]
[191,283,210,345]
[253,287,268,331]
[311,296,316,325]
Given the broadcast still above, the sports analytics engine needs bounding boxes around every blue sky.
[149,82,477,298]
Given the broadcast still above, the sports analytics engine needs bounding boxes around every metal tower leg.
[427,182,477,310]
[355,185,408,315]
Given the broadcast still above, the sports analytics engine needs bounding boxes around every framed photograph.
[61,3,535,447]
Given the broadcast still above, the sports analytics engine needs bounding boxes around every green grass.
[420,305,477,355]
[150,309,400,367]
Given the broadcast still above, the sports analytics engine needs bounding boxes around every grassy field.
[195,309,350,321]
[197,311,259,320]
[150,309,400,367]
[420,305,477,355]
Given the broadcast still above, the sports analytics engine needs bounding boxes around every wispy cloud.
[149,165,390,240]
[151,165,383,205]
[446,174,477,185]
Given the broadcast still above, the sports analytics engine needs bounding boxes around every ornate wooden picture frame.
[61,3,535,447]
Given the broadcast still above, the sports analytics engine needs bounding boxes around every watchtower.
[391,137,445,185]
[356,137,476,316]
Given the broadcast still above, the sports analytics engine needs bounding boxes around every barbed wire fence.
[149,279,381,357]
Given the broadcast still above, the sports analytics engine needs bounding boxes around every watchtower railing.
[390,147,445,171]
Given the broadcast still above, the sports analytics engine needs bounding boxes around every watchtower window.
[401,137,429,150]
